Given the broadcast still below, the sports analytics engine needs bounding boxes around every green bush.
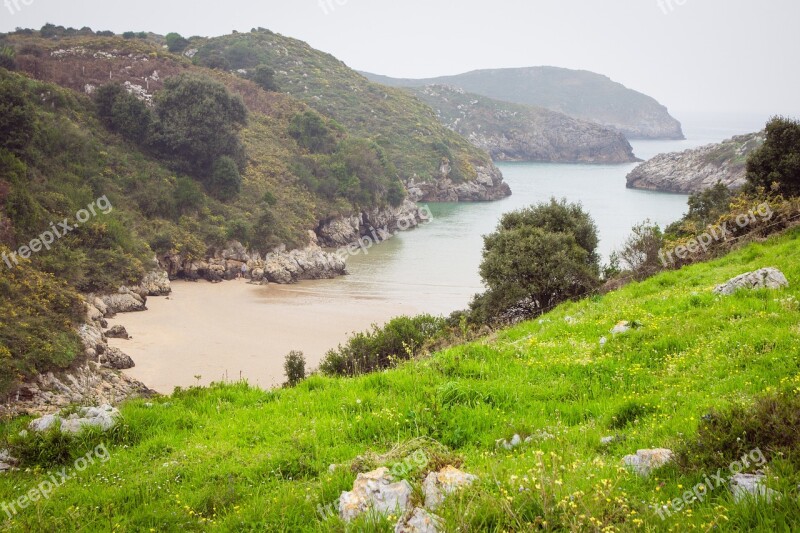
[208,156,242,201]
[0,76,36,154]
[320,314,446,376]
[288,111,337,154]
[152,74,248,179]
[747,116,800,197]
[250,64,278,92]
[471,199,601,323]
[165,32,189,53]
[283,351,306,387]
[679,392,800,471]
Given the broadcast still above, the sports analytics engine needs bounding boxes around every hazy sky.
[2,0,798,117]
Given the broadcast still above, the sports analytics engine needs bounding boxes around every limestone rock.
[29,405,120,435]
[627,132,765,193]
[730,473,780,503]
[99,346,135,370]
[395,507,442,533]
[714,268,789,295]
[339,467,414,522]
[422,466,478,510]
[622,448,674,477]
[136,269,171,296]
[100,288,147,316]
[105,325,130,340]
[611,321,631,335]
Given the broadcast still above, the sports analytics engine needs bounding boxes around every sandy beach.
[109,279,423,394]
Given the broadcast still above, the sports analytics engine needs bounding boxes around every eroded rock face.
[137,269,172,296]
[714,268,789,295]
[99,288,147,317]
[422,466,478,510]
[414,85,638,164]
[622,449,674,477]
[105,325,130,340]
[626,132,765,194]
[29,404,120,435]
[339,467,414,522]
[406,164,511,202]
[316,200,428,247]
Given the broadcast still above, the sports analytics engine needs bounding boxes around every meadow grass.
[2,228,800,531]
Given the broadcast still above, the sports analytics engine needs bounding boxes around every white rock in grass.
[395,507,442,533]
[510,434,522,447]
[339,467,413,522]
[611,321,631,335]
[29,405,120,435]
[730,473,780,503]
[713,267,789,295]
[622,448,674,477]
[422,466,478,510]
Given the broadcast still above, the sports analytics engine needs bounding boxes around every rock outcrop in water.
[626,132,765,193]
[412,85,639,164]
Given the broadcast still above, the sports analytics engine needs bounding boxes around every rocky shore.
[406,163,511,202]
[626,132,765,193]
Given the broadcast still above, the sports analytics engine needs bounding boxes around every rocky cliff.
[362,67,685,141]
[626,132,765,193]
[413,85,638,164]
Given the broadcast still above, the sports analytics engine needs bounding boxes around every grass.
[2,228,800,531]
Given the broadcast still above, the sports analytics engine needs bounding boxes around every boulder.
[339,467,414,522]
[611,321,631,335]
[100,288,147,316]
[29,404,121,435]
[136,269,171,296]
[105,325,130,340]
[99,346,135,370]
[730,473,780,503]
[395,507,442,533]
[422,466,478,510]
[714,267,789,295]
[622,448,674,477]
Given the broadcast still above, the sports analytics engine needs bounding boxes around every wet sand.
[110,279,423,394]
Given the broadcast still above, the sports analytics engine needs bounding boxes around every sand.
[109,279,423,394]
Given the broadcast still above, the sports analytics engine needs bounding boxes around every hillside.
[411,84,638,164]
[189,30,510,201]
[363,67,685,140]
[627,132,765,193]
[1,223,798,530]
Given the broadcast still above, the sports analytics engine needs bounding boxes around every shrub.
[678,392,800,471]
[283,351,306,387]
[208,156,242,201]
[288,111,337,154]
[152,74,248,179]
[94,84,152,143]
[471,199,601,323]
[616,220,664,280]
[165,32,189,53]
[0,77,36,154]
[666,182,732,237]
[746,116,800,197]
[250,64,278,92]
[320,315,446,376]
[0,46,16,71]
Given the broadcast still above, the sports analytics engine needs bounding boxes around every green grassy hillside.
[2,225,799,531]
[191,30,501,184]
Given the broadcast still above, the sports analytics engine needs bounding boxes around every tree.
[152,74,248,178]
[288,111,337,154]
[165,32,189,53]
[93,84,152,144]
[617,220,664,279]
[284,351,306,387]
[0,78,36,154]
[471,199,600,322]
[250,64,278,92]
[209,156,242,201]
[746,117,800,197]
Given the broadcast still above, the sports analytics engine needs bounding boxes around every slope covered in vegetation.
[1,224,798,531]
